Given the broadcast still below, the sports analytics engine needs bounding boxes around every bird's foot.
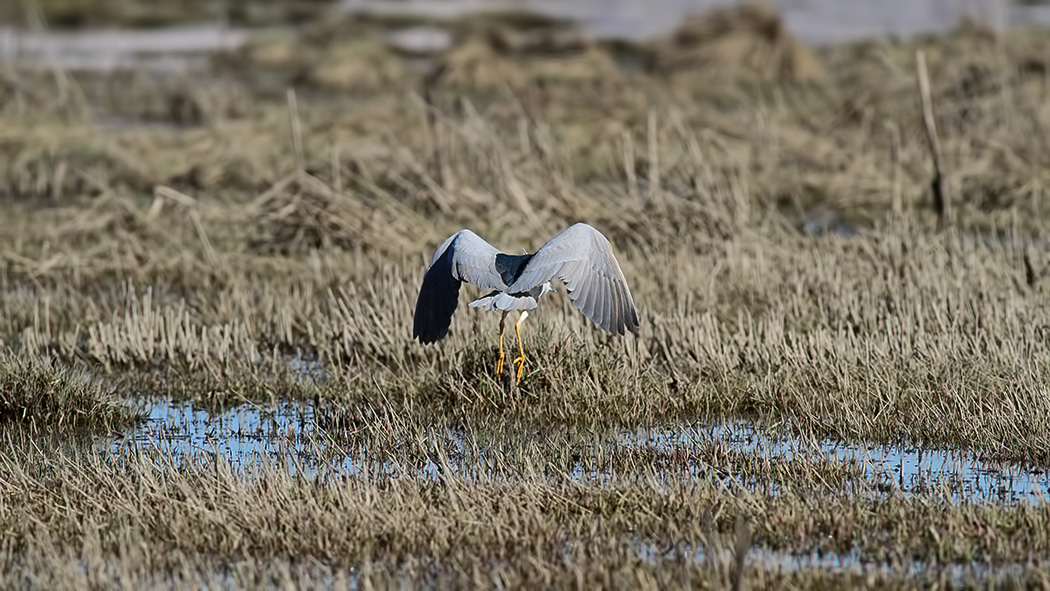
[496,350,505,377]
[513,354,525,384]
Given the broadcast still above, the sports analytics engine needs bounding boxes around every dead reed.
[0,429,1048,589]
[2,5,1050,587]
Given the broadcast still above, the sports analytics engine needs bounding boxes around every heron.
[413,222,639,383]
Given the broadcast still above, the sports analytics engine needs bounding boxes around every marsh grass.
[0,355,136,428]
[3,4,1050,587]
[7,213,1050,463]
[1,429,1049,589]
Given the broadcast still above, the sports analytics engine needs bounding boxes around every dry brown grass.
[4,190,1050,464]
[651,2,827,84]
[2,5,1050,587]
[8,17,1050,231]
[1,426,1049,589]
[0,355,136,428]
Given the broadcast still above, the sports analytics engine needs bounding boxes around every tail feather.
[469,292,537,311]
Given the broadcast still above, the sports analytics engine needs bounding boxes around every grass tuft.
[0,356,137,429]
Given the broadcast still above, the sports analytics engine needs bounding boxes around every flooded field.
[115,397,1050,504]
[3,0,1050,588]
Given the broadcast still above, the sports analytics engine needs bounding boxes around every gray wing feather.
[414,230,507,343]
[589,269,606,330]
[601,280,613,331]
[507,223,639,335]
[439,230,506,290]
[612,280,626,332]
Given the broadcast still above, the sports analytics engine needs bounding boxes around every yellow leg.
[496,312,506,377]
[513,311,529,384]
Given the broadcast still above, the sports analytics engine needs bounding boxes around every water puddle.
[111,398,323,473]
[109,396,448,479]
[92,400,1050,580]
[635,540,1047,583]
[386,26,453,55]
[629,422,1050,504]
[0,24,247,71]
[109,398,1050,504]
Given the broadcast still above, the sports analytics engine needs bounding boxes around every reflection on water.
[628,422,1050,504]
[635,540,1048,583]
[84,398,1050,579]
[110,398,323,475]
[110,398,1050,504]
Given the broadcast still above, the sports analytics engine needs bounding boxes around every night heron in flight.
[413,223,639,383]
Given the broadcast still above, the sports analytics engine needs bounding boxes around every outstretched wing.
[413,230,506,343]
[507,223,639,335]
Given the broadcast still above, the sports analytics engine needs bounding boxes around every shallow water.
[109,398,325,475]
[110,397,1050,504]
[4,1,1050,73]
[345,0,1050,45]
[635,540,1048,583]
[629,422,1050,503]
[0,24,246,71]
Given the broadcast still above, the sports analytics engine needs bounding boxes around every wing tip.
[619,306,640,335]
[413,241,462,345]
[413,330,445,345]
[413,304,455,344]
